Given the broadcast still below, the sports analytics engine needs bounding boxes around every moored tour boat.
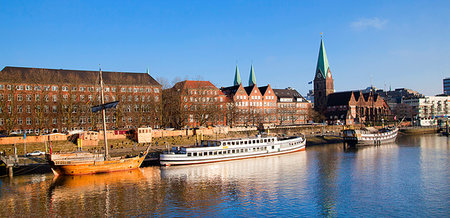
[342,126,398,146]
[160,135,306,166]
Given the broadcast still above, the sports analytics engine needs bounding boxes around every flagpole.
[100,65,109,160]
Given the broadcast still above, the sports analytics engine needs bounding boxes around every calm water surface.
[0,134,449,217]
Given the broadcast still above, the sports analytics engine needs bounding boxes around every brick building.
[312,38,391,124]
[0,66,161,135]
[326,90,391,125]
[273,88,310,125]
[169,80,227,128]
[221,65,306,127]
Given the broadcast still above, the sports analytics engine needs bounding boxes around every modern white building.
[402,96,450,126]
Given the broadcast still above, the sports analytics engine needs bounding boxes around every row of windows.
[187,146,272,157]
[185,96,223,103]
[0,84,160,93]
[190,90,218,95]
[0,116,157,126]
[222,138,275,146]
[1,94,159,103]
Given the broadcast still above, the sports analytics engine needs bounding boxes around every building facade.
[444,78,450,95]
[169,80,227,128]
[0,66,161,135]
[326,90,391,125]
[273,88,310,125]
[401,96,450,126]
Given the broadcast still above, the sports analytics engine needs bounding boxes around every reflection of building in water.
[160,152,309,214]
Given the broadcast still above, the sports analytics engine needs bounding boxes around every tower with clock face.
[313,38,334,113]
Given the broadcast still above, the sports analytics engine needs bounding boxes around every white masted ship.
[159,135,306,166]
[342,127,398,146]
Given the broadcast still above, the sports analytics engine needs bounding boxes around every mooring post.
[8,166,13,178]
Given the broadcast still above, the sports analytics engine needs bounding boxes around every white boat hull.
[160,136,306,166]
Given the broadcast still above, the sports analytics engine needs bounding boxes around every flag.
[308,81,313,84]
[91,101,120,113]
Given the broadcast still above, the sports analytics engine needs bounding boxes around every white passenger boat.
[342,127,398,146]
[160,135,306,166]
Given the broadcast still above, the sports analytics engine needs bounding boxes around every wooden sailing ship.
[46,67,149,176]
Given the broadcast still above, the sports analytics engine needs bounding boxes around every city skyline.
[1,1,449,96]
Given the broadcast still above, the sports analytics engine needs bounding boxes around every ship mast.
[100,66,109,160]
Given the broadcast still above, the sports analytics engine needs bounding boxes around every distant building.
[0,66,162,135]
[273,88,310,125]
[444,78,450,95]
[401,96,450,126]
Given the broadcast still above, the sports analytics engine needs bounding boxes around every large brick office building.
[0,66,161,135]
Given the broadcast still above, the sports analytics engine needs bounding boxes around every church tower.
[313,38,334,113]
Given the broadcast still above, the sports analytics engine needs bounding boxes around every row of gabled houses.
[168,64,310,128]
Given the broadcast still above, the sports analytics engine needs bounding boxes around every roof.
[173,80,219,91]
[326,91,354,106]
[316,39,330,78]
[258,85,269,95]
[244,85,256,95]
[273,88,306,102]
[0,66,160,86]
[248,64,256,86]
[221,85,241,96]
[233,65,241,86]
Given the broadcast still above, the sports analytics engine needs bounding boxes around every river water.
[0,134,448,217]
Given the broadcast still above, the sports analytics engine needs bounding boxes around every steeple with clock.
[313,37,334,113]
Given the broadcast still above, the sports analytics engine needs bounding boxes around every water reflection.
[0,135,448,217]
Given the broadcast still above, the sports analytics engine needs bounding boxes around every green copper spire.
[233,64,241,86]
[316,38,330,78]
[249,64,256,86]
[146,67,149,74]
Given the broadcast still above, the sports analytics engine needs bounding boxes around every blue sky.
[1,0,449,95]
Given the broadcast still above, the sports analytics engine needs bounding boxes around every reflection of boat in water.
[46,68,149,176]
[343,127,398,146]
[160,150,308,182]
[160,135,306,166]
[50,168,145,190]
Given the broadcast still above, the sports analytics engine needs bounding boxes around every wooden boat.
[342,126,398,146]
[160,135,306,166]
[46,67,149,176]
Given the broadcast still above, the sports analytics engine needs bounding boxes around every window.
[7,85,11,90]
[62,86,68,91]
[17,118,22,125]
[155,96,159,101]
[26,118,31,125]
[17,85,23,90]
[26,105,31,113]
[53,118,57,124]
[154,88,159,93]
[0,85,3,90]
[121,88,126,92]
[17,105,22,113]
[52,86,58,91]
[26,94,32,101]
[53,95,57,102]
[17,95,23,101]
[105,87,110,92]
[79,87,86,92]
[53,106,57,113]
[72,87,77,91]
[0,118,3,126]
[111,88,116,92]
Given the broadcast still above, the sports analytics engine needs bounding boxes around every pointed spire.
[249,64,256,86]
[316,38,330,78]
[233,64,241,86]
[146,67,149,75]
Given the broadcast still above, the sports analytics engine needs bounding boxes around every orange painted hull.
[49,155,146,176]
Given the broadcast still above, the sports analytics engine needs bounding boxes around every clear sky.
[1,0,449,95]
